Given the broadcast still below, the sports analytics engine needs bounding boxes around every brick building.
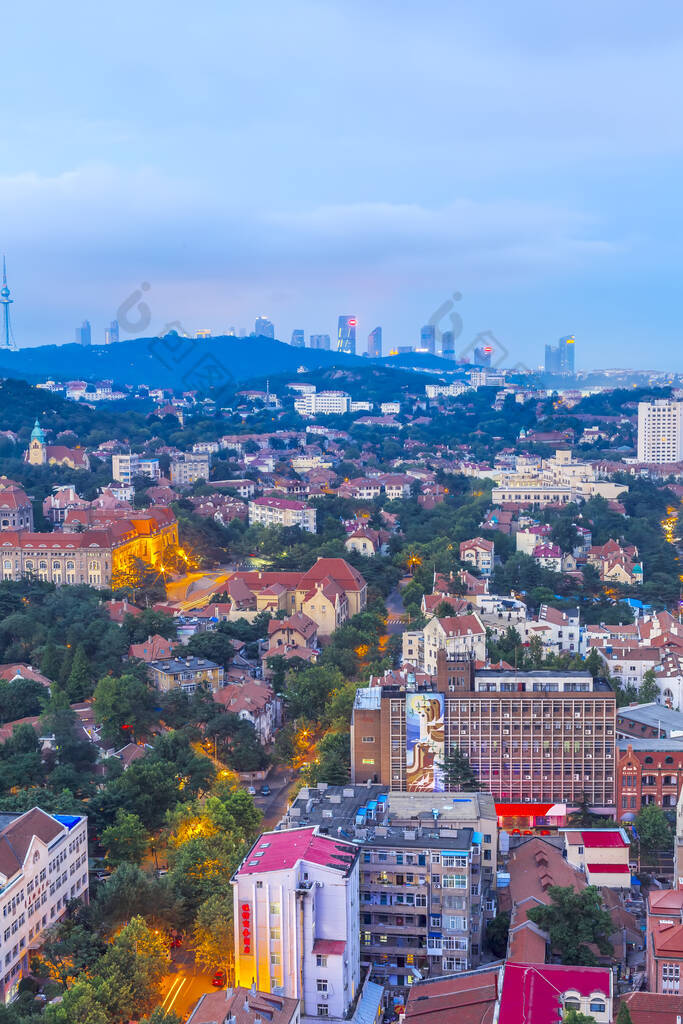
[617,740,683,820]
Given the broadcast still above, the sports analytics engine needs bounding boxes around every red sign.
[240,902,251,955]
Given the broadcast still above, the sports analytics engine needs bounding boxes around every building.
[418,326,435,353]
[290,329,305,348]
[473,345,492,367]
[0,479,33,532]
[425,382,468,399]
[25,420,90,471]
[616,740,683,818]
[351,669,616,821]
[618,992,683,1024]
[294,390,350,417]
[0,507,177,588]
[170,453,211,486]
[0,807,89,1002]
[544,335,575,374]
[345,527,389,558]
[267,613,319,660]
[367,327,382,359]
[188,987,300,1024]
[563,829,631,888]
[254,316,275,338]
[42,486,89,527]
[309,334,331,350]
[337,316,357,355]
[638,399,683,464]
[214,681,279,744]
[128,634,175,662]
[616,704,683,741]
[279,786,496,1005]
[111,453,161,486]
[75,320,91,346]
[147,655,224,693]
[104,320,119,345]
[498,963,611,1024]
[459,538,494,577]
[440,331,455,359]
[231,827,361,1019]
[248,497,317,533]
[646,889,683,993]
[402,614,487,672]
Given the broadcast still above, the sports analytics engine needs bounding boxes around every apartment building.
[231,828,360,1020]
[248,497,317,534]
[0,808,89,1002]
[111,454,161,485]
[617,739,683,818]
[294,391,351,416]
[170,452,211,485]
[459,539,494,577]
[638,399,683,464]
[646,889,683,994]
[351,669,616,821]
[402,615,486,673]
[147,656,224,693]
[279,786,496,1006]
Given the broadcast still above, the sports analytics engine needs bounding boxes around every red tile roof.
[581,831,628,848]
[404,969,499,1024]
[237,827,358,876]
[498,963,611,1024]
[587,863,630,873]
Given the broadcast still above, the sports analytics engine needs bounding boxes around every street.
[255,764,299,829]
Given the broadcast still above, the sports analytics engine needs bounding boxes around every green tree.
[141,1011,182,1024]
[638,668,660,704]
[193,890,234,976]
[486,910,510,958]
[101,809,149,868]
[563,1011,597,1024]
[615,1002,634,1024]
[438,746,479,791]
[93,673,155,745]
[38,918,106,989]
[526,885,613,965]
[65,644,91,701]
[635,803,672,852]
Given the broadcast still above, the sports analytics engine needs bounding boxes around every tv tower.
[0,258,15,350]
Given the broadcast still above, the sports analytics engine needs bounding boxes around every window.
[270,927,280,940]
[564,999,581,1011]
[362,736,375,743]
[317,980,328,992]
[317,1006,329,1017]
[316,955,328,967]
[589,1001,606,1013]
[361,758,375,765]
[269,902,281,916]
[270,953,280,966]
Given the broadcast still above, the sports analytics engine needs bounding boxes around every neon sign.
[240,902,251,954]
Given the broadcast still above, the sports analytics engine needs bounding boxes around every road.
[255,764,300,829]
[159,953,216,1021]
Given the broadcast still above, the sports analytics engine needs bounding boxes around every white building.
[111,454,161,486]
[0,808,89,1003]
[637,399,683,464]
[425,382,469,399]
[232,827,360,1021]
[170,453,211,485]
[249,497,317,533]
[294,391,351,417]
[379,402,400,415]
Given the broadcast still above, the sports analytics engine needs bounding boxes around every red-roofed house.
[213,681,278,743]
[128,634,176,662]
[232,828,360,1018]
[564,829,631,886]
[619,990,683,1023]
[459,538,494,577]
[498,962,612,1024]
[406,612,486,672]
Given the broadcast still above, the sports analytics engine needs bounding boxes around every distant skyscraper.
[291,329,305,348]
[474,345,492,367]
[0,258,15,350]
[419,325,435,353]
[309,334,331,350]
[441,330,455,358]
[367,327,382,358]
[104,320,119,345]
[337,316,357,355]
[545,335,576,374]
[76,320,91,347]
[254,316,274,338]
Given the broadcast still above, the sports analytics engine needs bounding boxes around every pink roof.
[499,963,611,1024]
[312,939,346,955]
[238,827,357,876]
[587,862,630,873]
[581,831,628,848]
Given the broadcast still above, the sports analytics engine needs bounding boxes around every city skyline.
[3,2,683,366]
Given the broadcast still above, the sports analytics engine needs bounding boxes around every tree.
[65,644,91,701]
[438,746,479,791]
[486,910,510,958]
[563,1012,597,1024]
[638,668,660,704]
[615,1002,634,1024]
[526,885,613,965]
[141,1011,182,1024]
[635,804,672,852]
[93,673,155,745]
[38,917,106,989]
[193,891,234,976]
[101,809,149,868]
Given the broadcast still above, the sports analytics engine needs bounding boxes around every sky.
[3,0,683,368]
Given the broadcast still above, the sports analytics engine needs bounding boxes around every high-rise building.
[232,828,361,1016]
[367,326,382,358]
[473,345,492,367]
[0,258,15,350]
[351,663,616,824]
[75,320,91,346]
[337,315,357,355]
[254,316,274,339]
[104,320,119,345]
[419,325,436,353]
[441,330,455,358]
[309,333,330,350]
[545,335,575,374]
[637,399,683,464]
[290,329,305,348]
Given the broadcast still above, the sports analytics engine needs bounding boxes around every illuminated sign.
[348,318,357,326]
[406,692,445,792]
[240,902,251,955]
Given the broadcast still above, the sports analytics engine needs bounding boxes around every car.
[212,969,226,988]
[247,786,256,796]
[260,784,271,796]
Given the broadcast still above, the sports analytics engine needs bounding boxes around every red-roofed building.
[128,634,175,663]
[232,828,360,1019]
[459,537,494,577]
[248,496,317,533]
[619,990,683,1023]
[564,829,631,886]
[404,968,500,1024]
[498,962,612,1024]
[647,890,683,994]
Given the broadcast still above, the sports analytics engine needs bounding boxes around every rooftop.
[616,703,683,735]
[237,826,358,876]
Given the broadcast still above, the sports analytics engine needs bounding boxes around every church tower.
[28,419,47,465]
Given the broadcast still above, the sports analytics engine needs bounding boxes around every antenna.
[0,256,15,350]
